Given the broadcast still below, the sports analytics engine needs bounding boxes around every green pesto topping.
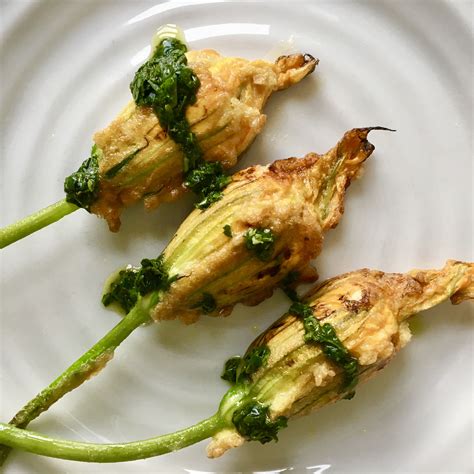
[281,270,300,301]
[289,301,359,392]
[288,301,313,318]
[232,401,288,444]
[130,38,201,172]
[130,37,230,209]
[194,292,217,314]
[244,227,276,261]
[102,255,178,313]
[64,145,100,210]
[221,356,242,383]
[223,224,233,237]
[222,346,270,384]
[184,161,231,209]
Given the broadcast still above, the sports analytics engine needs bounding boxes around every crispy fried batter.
[91,51,317,231]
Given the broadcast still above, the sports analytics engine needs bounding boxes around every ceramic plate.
[1,1,472,472]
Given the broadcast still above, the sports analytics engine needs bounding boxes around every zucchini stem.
[0,414,224,463]
[0,199,78,249]
[0,302,151,465]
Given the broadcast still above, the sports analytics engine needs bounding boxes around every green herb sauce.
[221,357,242,383]
[223,224,233,237]
[102,255,178,313]
[232,401,288,444]
[244,227,276,261]
[222,346,270,384]
[64,145,101,210]
[194,292,217,314]
[281,270,300,301]
[184,162,231,209]
[130,37,230,209]
[289,301,359,393]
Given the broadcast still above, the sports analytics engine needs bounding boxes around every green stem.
[0,302,151,465]
[0,199,78,249]
[0,414,224,462]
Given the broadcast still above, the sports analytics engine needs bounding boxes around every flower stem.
[0,302,151,465]
[0,414,224,462]
[0,199,78,249]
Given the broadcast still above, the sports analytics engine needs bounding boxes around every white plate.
[1,1,472,472]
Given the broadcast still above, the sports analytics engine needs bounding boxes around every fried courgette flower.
[208,260,473,457]
[0,261,471,463]
[0,128,383,464]
[0,25,316,247]
[148,127,384,324]
[94,49,317,231]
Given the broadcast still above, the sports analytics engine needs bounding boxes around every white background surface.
[0,1,472,473]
